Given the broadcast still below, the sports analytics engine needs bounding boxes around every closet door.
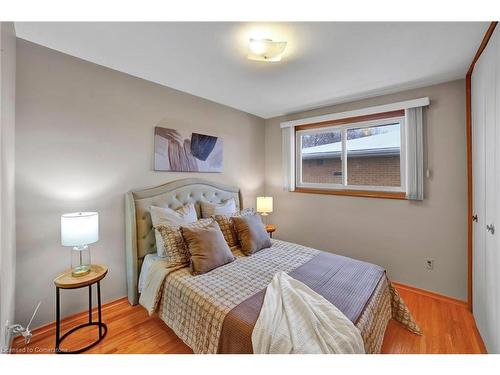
[472,27,500,353]
[483,34,497,353]
[472,43,487,346]
[494,28,500,354]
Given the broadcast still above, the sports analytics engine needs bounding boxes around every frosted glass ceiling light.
[248,38,287,62]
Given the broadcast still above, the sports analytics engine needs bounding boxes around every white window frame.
[295,116,406,193]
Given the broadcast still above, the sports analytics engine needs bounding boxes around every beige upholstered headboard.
[125,178,241,304]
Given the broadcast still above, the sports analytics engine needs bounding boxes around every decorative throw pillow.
[213,208,255,247]
[154,218,213,267]
[181,220,235,275]
[231,213,272,256]
[200,198,237,218]
[150,203,198,257]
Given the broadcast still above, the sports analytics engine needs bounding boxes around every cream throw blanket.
[252,271,365,354]
[139,260,184,315]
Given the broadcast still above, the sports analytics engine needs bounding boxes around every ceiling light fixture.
[248,38,287,62]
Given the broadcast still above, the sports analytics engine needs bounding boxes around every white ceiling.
[15,22,488,119]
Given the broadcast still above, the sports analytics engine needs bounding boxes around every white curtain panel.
[281,126,295,191]
[405,107,424,200]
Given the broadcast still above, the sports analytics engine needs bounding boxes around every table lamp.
[256,196,273,226]
[61,212,99,277]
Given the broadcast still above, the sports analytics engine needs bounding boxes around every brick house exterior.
[302,155,401,186]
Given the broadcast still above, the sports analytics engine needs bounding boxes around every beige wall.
[265,80,467,300]
[15,40,265,327]
[0,22,16,351]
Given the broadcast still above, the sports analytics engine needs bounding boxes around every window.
[295,115,406,194]
[300,128,342,185]
[282,100,427,200]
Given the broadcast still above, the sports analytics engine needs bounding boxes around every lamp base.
[71,245,91,277]
[72,265,91,277]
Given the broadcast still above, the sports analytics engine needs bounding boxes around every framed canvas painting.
[154,127,223,172]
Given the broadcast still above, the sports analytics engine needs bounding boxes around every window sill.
[293,187,407,200]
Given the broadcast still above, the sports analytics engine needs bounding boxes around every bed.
[125,178,420,354]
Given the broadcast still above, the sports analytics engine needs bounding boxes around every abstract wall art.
[154,127,223,172]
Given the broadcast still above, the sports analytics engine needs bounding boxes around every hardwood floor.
[12,285,486,354]
[381,283,486,354]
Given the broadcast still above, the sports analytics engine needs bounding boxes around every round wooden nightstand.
[53,264,108,354]
[266,224,276,238]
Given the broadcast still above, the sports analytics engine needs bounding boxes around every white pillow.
[150,203,198,257]
[200,198,237,218]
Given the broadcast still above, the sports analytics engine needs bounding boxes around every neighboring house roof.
[302,130,401,159]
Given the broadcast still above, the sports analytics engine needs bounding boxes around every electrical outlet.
[425,258,434,270]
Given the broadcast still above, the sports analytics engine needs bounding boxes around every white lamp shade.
[61,212,99,247]
[256,197,273,214]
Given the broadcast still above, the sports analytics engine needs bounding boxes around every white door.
[472,41,487,347]
[494,27,500,353]
[491,29,500,353]
[472,27,500,354]
[483,34,497,353]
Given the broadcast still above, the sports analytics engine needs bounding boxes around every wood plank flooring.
[12,285,486,354]
[381,284,486,353]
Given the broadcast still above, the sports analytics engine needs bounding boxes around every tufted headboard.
[125,178,241,305]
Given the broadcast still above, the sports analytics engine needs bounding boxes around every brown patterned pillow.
[181,220,235,275]
[154,218,214,267]
[213,208,254,247]
[231,213,272,255]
